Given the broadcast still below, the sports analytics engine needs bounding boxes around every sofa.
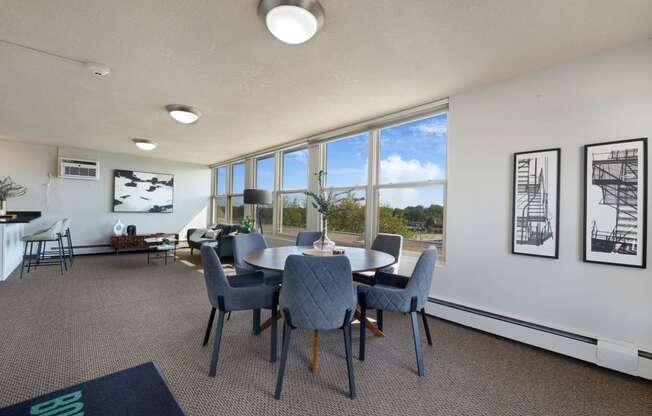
[187,223,248,258]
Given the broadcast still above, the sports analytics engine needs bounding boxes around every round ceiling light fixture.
[258,0,325,45]
[165,104,202,124]
[132,139,158,151]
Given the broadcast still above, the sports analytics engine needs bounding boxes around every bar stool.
[20,220,66,278]
[61,218,74,267]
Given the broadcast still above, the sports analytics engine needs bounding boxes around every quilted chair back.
[405,247,438,310]
[201,245,230,308]
[295,231,323,246]
[371,233,403,273]
[232,233,268,274]
[281,255,356,330]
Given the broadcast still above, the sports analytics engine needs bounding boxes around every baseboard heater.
[426,297,652,380]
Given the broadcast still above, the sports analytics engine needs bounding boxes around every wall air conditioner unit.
[58,157,100,181]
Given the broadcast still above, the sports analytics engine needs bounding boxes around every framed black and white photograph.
[512,148,560,258]
[113,170,174,213]
[584,138,647,268]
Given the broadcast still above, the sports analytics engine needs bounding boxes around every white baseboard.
[425,298,651,381]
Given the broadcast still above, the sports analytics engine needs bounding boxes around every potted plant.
[305,170,361,252]
[0,177,27,216]
[240,215,254,233]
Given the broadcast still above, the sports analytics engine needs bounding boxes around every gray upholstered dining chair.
[357,247,437,377]
[275,255,356,400]
[295,230,322,246]
[353,234,403,329]
[232,233,284,333]
[200,245,279,377]
[353,233,403,286]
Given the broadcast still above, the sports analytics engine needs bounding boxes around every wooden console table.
[110,233,179,255]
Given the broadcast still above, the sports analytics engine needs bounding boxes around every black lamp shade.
[243,189,272,205]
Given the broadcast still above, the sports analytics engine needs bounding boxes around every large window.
[378,113,447,256]
[279,148,308,237]
[325,133,369,246]
[214,166,228,222]
[230,162,246,224]
[211,104,448,262]
[255,156,275,230]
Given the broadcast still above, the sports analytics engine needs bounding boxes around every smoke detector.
[85,62,111,77]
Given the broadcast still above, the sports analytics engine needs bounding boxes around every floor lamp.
[243,189,272,234]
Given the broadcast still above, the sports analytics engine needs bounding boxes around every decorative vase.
[313,218,336,252]
[0,200,6,216]
[113,219,125,236]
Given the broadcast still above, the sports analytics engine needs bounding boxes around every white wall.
[0,140,211,250]
[437,40,652,352]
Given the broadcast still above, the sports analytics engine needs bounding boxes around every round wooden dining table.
[243,245,396,273]
[244,245,396,373]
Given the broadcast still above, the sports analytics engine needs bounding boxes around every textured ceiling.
[0,0,650,165]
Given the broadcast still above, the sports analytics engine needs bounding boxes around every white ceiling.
[0,0,650,165]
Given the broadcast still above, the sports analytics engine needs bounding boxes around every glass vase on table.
[313,217,336,252]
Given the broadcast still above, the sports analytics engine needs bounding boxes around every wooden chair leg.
[208,311,225,377]
[202,307,216,346]
[420,308,433,345]
[343,323,356,399]
[275,323,292,400]
[410,311,425,377]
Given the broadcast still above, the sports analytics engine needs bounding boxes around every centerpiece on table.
[305,170,362,253]
[0,176,27,217]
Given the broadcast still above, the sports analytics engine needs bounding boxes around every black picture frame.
[113,169,175,213]
[511,148,561,259]
[583,138,647,268]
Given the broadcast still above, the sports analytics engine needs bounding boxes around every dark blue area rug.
[0,362,185,416]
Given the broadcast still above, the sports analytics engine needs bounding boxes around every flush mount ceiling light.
[258,0,325,45]
[132,139,158,151]
[165,104,202,124]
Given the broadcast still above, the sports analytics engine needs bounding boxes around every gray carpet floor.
[0,250,650,415]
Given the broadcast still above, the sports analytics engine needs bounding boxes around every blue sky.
[241,113,447,208]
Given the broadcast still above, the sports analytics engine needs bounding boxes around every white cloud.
[286,149,308,165]
[379,154,443,183]
[410,120,447,135]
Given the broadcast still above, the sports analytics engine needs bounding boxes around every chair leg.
[270,297,278,363]
[190,247,194,256]
[359,304,366,361]
[202,307,216,346]
[253,309,261,335]
[410,311,425,377]
[58,236,66,273]
[343,323,356,399]
[420,308,432,346]
[208,311,225,377]
[376,309,383,331]
[26,242,34,273]
[20,241,28,279]
[275,323,292,400]
[67,230,74,266]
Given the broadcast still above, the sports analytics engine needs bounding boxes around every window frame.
[229,161,246,224]
[213,165,229,223]
[374,112,448,259]
[209,105,448,262]
[254,153,277,232]
[277,146,309,237]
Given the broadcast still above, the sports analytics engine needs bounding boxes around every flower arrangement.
[305,170,362,251]
[0,176,27,216]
